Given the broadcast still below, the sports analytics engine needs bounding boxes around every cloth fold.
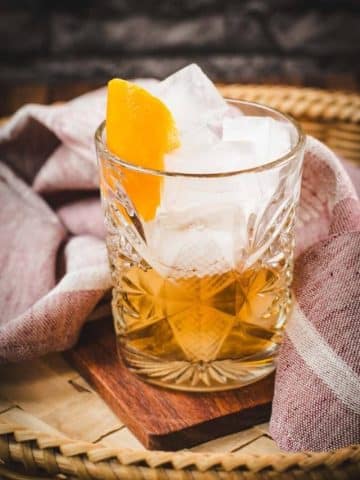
[0,87,359,451]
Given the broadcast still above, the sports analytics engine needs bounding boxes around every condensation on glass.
[95,100,305,392]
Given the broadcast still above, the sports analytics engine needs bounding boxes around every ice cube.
[206,103,243,138]
[144,204,246,277]
[165,135,256,175]
[147,165,280,277]
[204,140,257,172]
[222,117,291,166]
[156,64,227,134]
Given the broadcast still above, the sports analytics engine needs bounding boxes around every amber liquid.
[109,239,292,390]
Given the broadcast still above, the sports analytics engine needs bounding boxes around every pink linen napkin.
[269,148,360,451]
[0,87,359,451]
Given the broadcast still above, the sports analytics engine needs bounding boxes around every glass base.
[118,343,277,392]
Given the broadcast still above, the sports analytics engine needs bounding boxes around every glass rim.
[95,99,306,178]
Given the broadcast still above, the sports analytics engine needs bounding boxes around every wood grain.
[66,319,274,450]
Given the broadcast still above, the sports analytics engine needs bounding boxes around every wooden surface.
[65,319,274,450]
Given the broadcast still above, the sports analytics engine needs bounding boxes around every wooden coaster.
[66,319,274,450]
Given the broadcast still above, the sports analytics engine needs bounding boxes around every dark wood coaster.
[65,319,274,450]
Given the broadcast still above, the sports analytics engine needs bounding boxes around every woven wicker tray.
[0,84,359,480]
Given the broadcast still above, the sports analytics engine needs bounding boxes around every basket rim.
[218,84,360,124]
[1,420,359,475]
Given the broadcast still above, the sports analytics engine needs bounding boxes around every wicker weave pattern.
[0,423,360,480]
[219,85,360,122]
[0,84,359,480]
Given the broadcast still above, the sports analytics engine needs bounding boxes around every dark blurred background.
[1,0,360,115]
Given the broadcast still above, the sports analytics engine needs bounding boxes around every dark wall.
[0,0,359,90]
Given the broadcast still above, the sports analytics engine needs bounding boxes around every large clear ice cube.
[156,64,227,134]
[222,116,291,167]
